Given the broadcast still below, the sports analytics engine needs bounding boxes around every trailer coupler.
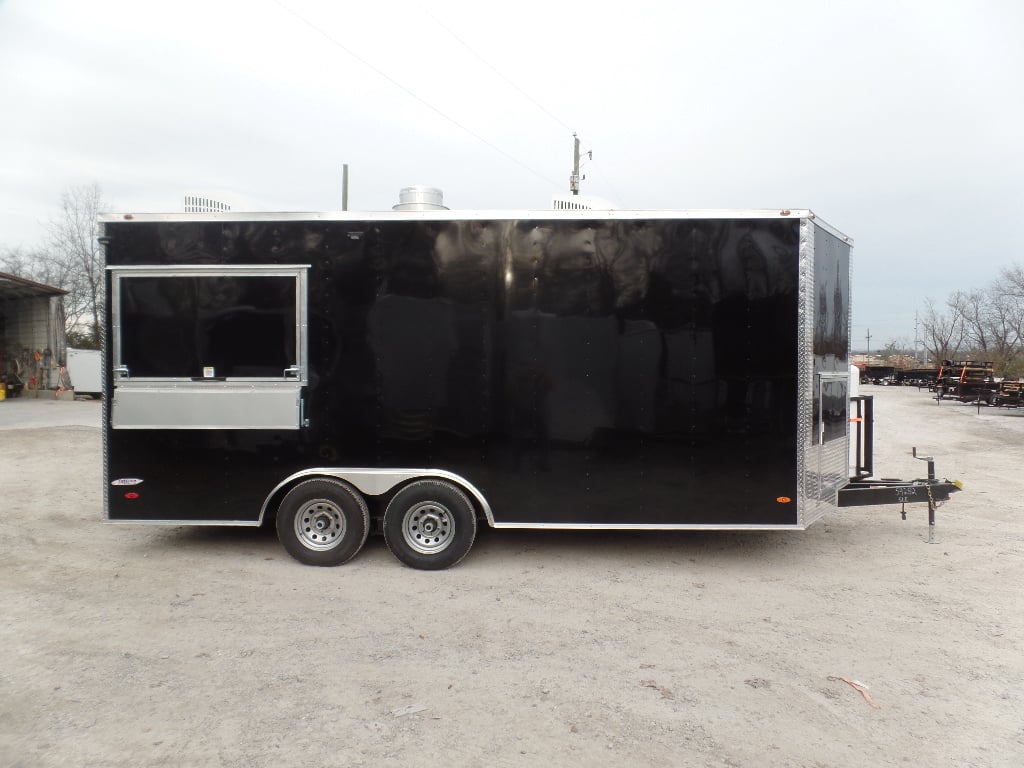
[836,448,962,544]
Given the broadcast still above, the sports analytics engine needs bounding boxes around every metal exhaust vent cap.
[393,185,447,211]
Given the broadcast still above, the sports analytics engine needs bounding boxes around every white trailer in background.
[67,347,102,397]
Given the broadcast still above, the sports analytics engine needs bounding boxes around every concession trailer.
[99,208,959,569]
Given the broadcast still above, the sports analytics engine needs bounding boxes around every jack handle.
[912,447,936,482]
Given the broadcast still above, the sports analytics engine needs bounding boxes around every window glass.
[120,275,296,378]
[814,378,847,444]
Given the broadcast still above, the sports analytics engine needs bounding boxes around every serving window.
[109,265,308,429]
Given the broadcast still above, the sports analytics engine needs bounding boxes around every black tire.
[383,479,477,570]
[276,478,370,566]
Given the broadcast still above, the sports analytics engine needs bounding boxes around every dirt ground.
[1,388,1022,767]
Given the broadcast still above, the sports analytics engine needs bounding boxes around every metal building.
[0,272,68,397]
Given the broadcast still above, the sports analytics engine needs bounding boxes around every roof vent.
[393,186,447,211]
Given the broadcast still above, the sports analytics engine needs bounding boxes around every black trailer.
[100,209,959,568]
[896,367,939,387]
[993,379,1024,407]
[860,365,896,385]
[935,359,996,403]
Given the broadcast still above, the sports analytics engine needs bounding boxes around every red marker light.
[125,492,140,500]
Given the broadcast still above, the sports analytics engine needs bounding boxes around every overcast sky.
[2,0,1022,348]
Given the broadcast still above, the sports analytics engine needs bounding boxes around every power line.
[417,10,628,205]
[270,0,561,189]
[421,7,575,136]
[421,8,621,202]
[588,156,626,208]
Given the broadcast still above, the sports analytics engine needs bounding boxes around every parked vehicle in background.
[993,379,1024,408]
[860,365,896,385]
[66,348,102,397]
[935,360,996,403]
[896,367,939,388]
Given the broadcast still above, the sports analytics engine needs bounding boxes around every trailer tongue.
[839,397,961,542]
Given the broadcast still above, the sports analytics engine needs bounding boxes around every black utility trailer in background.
[935,359,997,403]
[100,209,959,568]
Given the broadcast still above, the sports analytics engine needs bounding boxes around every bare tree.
[1001,263,1024,299]
[991,264,1024,376]
[46,183,106,347]
[880,338,914,364]
[920,296,965,363]
[920,271,1024,376]
[0,246,61,285]
[983,288,1023,373]
[955,289,992,354]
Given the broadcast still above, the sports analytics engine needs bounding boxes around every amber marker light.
[776,496,792,504]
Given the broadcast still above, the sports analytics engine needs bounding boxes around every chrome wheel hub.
[295,499,346,550]
[402,502,454,554]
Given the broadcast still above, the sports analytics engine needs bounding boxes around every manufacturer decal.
[111,478,144,486]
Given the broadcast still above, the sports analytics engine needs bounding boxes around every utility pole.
[341,164,349,211]
[569,133,580,196]
[917,309,925,364]
[568,133,592,196]
[866,328,872,355]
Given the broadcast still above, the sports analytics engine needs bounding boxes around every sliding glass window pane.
[814,378,848,445]
[120,275,297,378]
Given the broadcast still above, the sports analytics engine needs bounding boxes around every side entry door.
[108,264,309,430]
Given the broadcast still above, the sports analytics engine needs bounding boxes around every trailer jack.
[837,446,962,544]
[913,447,939,543]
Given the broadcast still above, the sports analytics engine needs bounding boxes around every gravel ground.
[1,387,1022,767]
